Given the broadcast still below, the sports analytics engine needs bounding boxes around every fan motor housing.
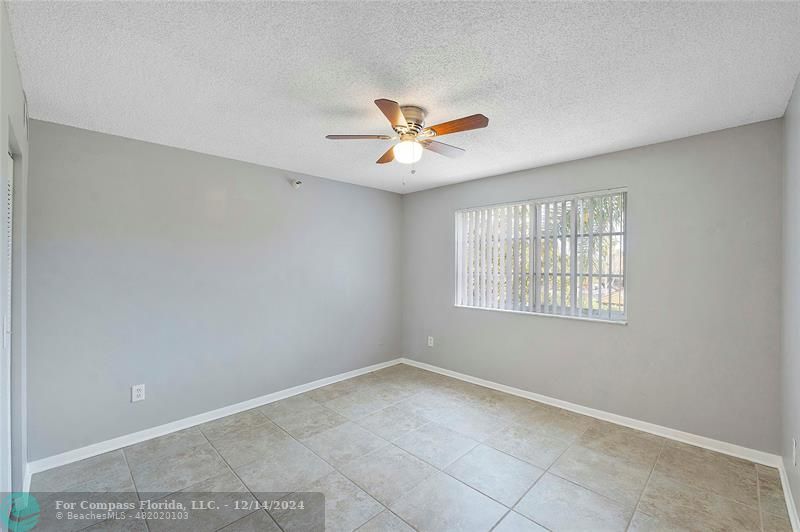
[399,105,426,135]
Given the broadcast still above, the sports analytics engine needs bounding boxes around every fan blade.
[422,140,465,158]
[426,114,489,136]
[374,99,407,129]
[376,146,395,164]
[326,134,392,140]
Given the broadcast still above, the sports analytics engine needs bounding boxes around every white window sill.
[453,304,628,325]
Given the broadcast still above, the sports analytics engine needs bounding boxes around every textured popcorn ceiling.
[7,1,800,193]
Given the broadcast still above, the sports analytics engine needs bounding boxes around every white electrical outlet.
[427,336,434,347]
[131,384,145,403]
[793,438,797,467]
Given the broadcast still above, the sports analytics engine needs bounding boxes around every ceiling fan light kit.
[393,140,423,164]
[326,99,489,165]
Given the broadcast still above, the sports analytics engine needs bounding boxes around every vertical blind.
[455,190,626,322]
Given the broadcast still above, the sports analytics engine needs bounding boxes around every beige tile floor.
[30,363,792,532]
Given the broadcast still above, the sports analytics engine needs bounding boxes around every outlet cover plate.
[131,384,145,403]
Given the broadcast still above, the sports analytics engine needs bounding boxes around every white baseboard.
[26,354,796,530]
[780,459,800,532]
[401,357,799,530]
[23,463,30,493]
[398,357,782,468]
[25,358,403,481]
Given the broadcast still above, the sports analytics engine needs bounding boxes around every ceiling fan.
[326,99,489,164]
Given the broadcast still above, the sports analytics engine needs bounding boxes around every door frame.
[1,151,13,494]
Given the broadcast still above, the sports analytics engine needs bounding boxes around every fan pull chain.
[404,161,417,188]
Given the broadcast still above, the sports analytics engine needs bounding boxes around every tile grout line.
[622,438,666,531]
[257,406,403,530]
[361,416,516,525]
[197,429,286,532]
[121,430,230,501]
[523,424,591,529]
[487,509,513,532]
[51,444,199,532]
[284,375,427,529]
[72,450,151,532]
[484,422,591,532]
[758,469,794,521]
[355,435,512,530]
[653,443,773,521]
[200,379,409,529]
[298,372,539,530]
[310,369,427,416]
[753,465,795,526]
[320,379,533,525]
[424,362,791,523]
[757,465,765,532]
[41,365,786,532]
[296,438,418,531]
[119,447,152,532]
[418,369,778,530]
[308,371,618,531]
[299,371,455,530]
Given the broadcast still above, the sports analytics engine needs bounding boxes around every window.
[455,189,626,322]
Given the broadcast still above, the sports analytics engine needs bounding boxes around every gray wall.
[27,120,402,460]
[2,2,30,491]
[783,75,800,514]
[402,120,783,453]
[26,116,787,462]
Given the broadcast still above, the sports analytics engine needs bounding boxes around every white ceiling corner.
[7,1,800,193]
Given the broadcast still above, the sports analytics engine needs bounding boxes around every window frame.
[453,187,628,325]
